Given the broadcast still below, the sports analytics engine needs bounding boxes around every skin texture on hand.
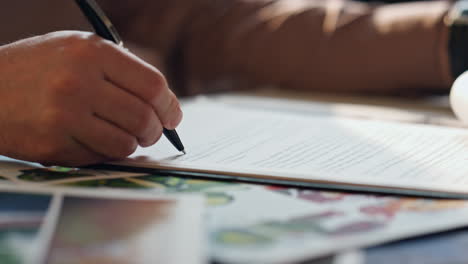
[0,31,182,166]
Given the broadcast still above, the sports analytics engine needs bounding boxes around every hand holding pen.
[0,28,183,166]
[75,0,186,154]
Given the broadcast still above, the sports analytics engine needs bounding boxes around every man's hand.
[0,31,182,166]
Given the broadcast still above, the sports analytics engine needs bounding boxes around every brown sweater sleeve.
[101,0,452,96]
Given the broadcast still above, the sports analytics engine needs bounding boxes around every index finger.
[99,42,182,129]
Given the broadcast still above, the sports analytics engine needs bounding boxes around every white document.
[119,98,468,197]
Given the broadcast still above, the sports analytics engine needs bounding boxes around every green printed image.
[18,167,92,182]
[213,211,385,248]
[0,228,38,264]
[135,175,241,193]
[62,174,237,192]
[205,192,235,207]
[63,178,150,189]
[0,192,51,264]
[64,175,237,207]
[214,229,274,247]
[0,176,9,181]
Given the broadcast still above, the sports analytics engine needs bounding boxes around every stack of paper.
[118,98,468,198]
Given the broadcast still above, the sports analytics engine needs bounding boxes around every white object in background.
[450,71,468,124]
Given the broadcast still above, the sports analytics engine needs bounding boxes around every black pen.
[75,0,186,154]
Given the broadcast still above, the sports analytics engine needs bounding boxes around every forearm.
[100,0,453,95]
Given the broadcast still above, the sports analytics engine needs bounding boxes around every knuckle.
[153,73,167,89]
[48,73,80,97]
[168,95,180,113]
[41,108,69,129]
[64,36,93,55]
[146,74,167,102]
[113,137,138,159]
[134,106,155,135]
[62,35,104,60]
[151,122,164,143]
[36,142,62,163]
[163,95,181,127]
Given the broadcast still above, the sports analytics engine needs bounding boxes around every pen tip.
[181,150,187,155]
